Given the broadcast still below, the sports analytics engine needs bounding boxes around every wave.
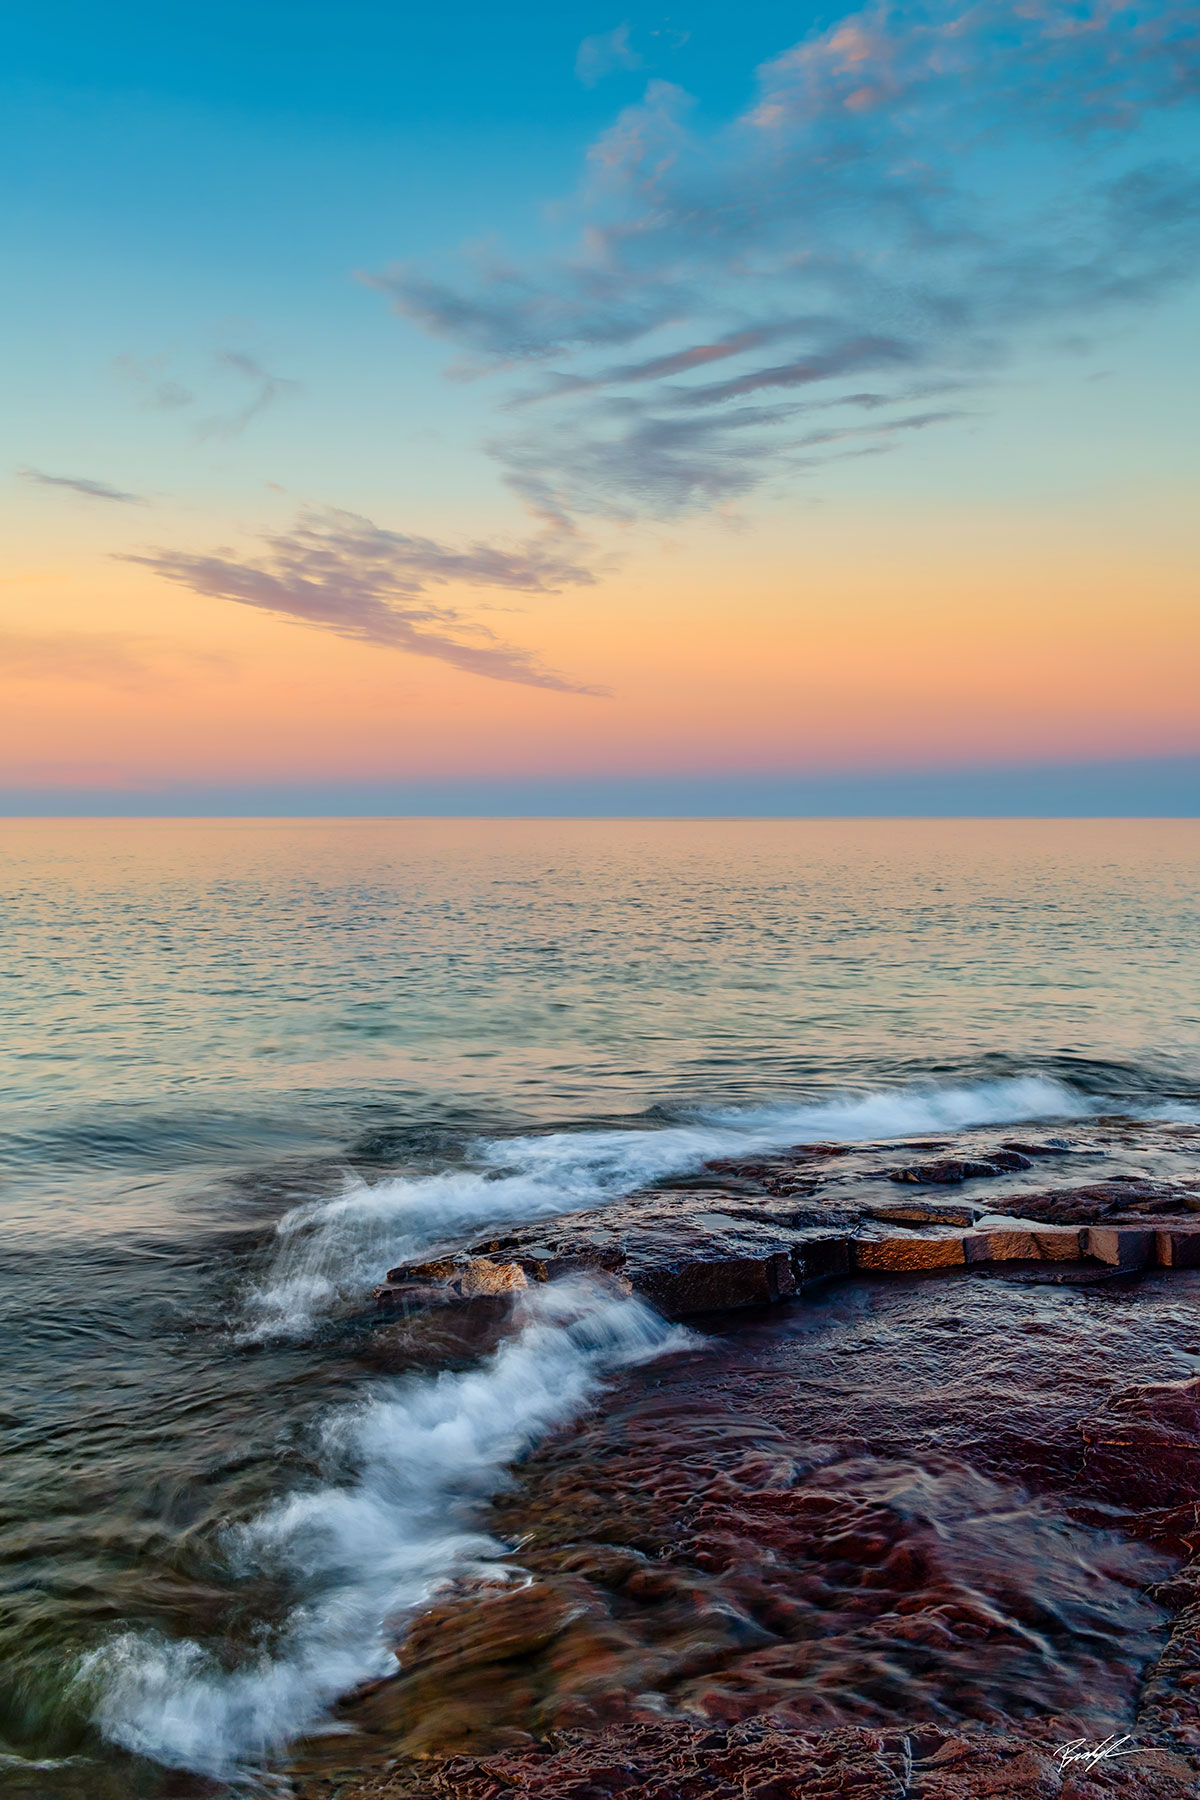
[242,1074,1090,1340]
[80,1071,1148,1774]
[81,1281,691,1777]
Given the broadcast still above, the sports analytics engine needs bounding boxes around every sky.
[3,0,1198,815]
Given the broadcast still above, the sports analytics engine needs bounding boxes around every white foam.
[82,1073,1099,1773]
[1145,1101,1200,1125]
[82,1280,691,1777]
[243,1074,1090,1339]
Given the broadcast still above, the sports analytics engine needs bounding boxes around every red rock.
[888,1159,1004,1185]
[988,1182,1196,1225]
[964,1229,1039,1262]
[1156,1228,1200,1269]
[635,1251,795,1318]
[520,1246,628,1282]
[1032,1227,1086,1261]
[964,1226,1082,1263]
[1085,1226,1156,1268]
[457,1259,528,1295]
[854,1235,966,1272]
[868,1202,982,1226]
[389,1258,462,1283]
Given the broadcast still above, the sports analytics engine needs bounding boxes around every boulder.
[982,1149,1034,1172]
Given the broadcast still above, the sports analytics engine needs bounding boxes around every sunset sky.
[4,0,1198,813]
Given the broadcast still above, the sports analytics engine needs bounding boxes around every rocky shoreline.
[372,1120,1200,1335]
[290,1118,1200,1800]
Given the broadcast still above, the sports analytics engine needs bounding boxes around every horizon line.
[1,812,1198,823]
[1,753,1196,819]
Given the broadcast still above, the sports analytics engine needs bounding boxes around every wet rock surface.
[293,1246,1200,1800]
[282,1122,1200,1797]
[376,1120,1200,1326]
[295,1721,1199,1800]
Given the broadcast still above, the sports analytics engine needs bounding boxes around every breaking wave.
[81,1281,690,1777]
[243,1074,1090,1340]
[83,1073,1100,1773]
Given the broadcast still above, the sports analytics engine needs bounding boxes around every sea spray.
[243,1074,1091,1339]
[81,1280,692,1777]
[113,1075,1088,1770]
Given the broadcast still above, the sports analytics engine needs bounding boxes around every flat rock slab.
[1086,1225,1159,1268]
[372,1140,1200,1323]
[969,1259,1138,1286]
[965,1224,1083,1262]
[1153,1226,1200,1268]
[866,1200,985,1226]
[854,1235,966,1271]
[988,1181,1200,1224]
[888,1154,1032,1184]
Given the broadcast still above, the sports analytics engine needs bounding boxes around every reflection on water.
[0,819,1198,1792]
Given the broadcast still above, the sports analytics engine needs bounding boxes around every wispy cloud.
[495,397,966,522]
[375,0,1200,522]
[196,351,302,441]
[18,468,146,505]
[112,346,301,437]
[112,353,195,411]
[576,23,642,88]
[121,506,602,693]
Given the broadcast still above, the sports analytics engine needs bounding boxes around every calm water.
[1,818,1199,1793]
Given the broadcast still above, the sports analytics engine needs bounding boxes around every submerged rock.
[888,1157,1019,1185]
[300,1268,1200,1800]
[340,1122,1200,1800]
[294,1717,1200,1799]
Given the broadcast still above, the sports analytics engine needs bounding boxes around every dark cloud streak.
[670,335,920,407]
[18,468,146,504]
[121,507,603,694]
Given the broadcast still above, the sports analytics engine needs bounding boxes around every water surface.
[1,818,1198,1792]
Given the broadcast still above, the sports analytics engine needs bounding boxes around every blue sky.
[3,0,1198,813]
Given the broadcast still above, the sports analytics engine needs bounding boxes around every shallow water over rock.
[5,821,1200,1797]
[291,1267,1200,1798]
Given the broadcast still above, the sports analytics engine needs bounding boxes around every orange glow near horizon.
[2,483,1198,792]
